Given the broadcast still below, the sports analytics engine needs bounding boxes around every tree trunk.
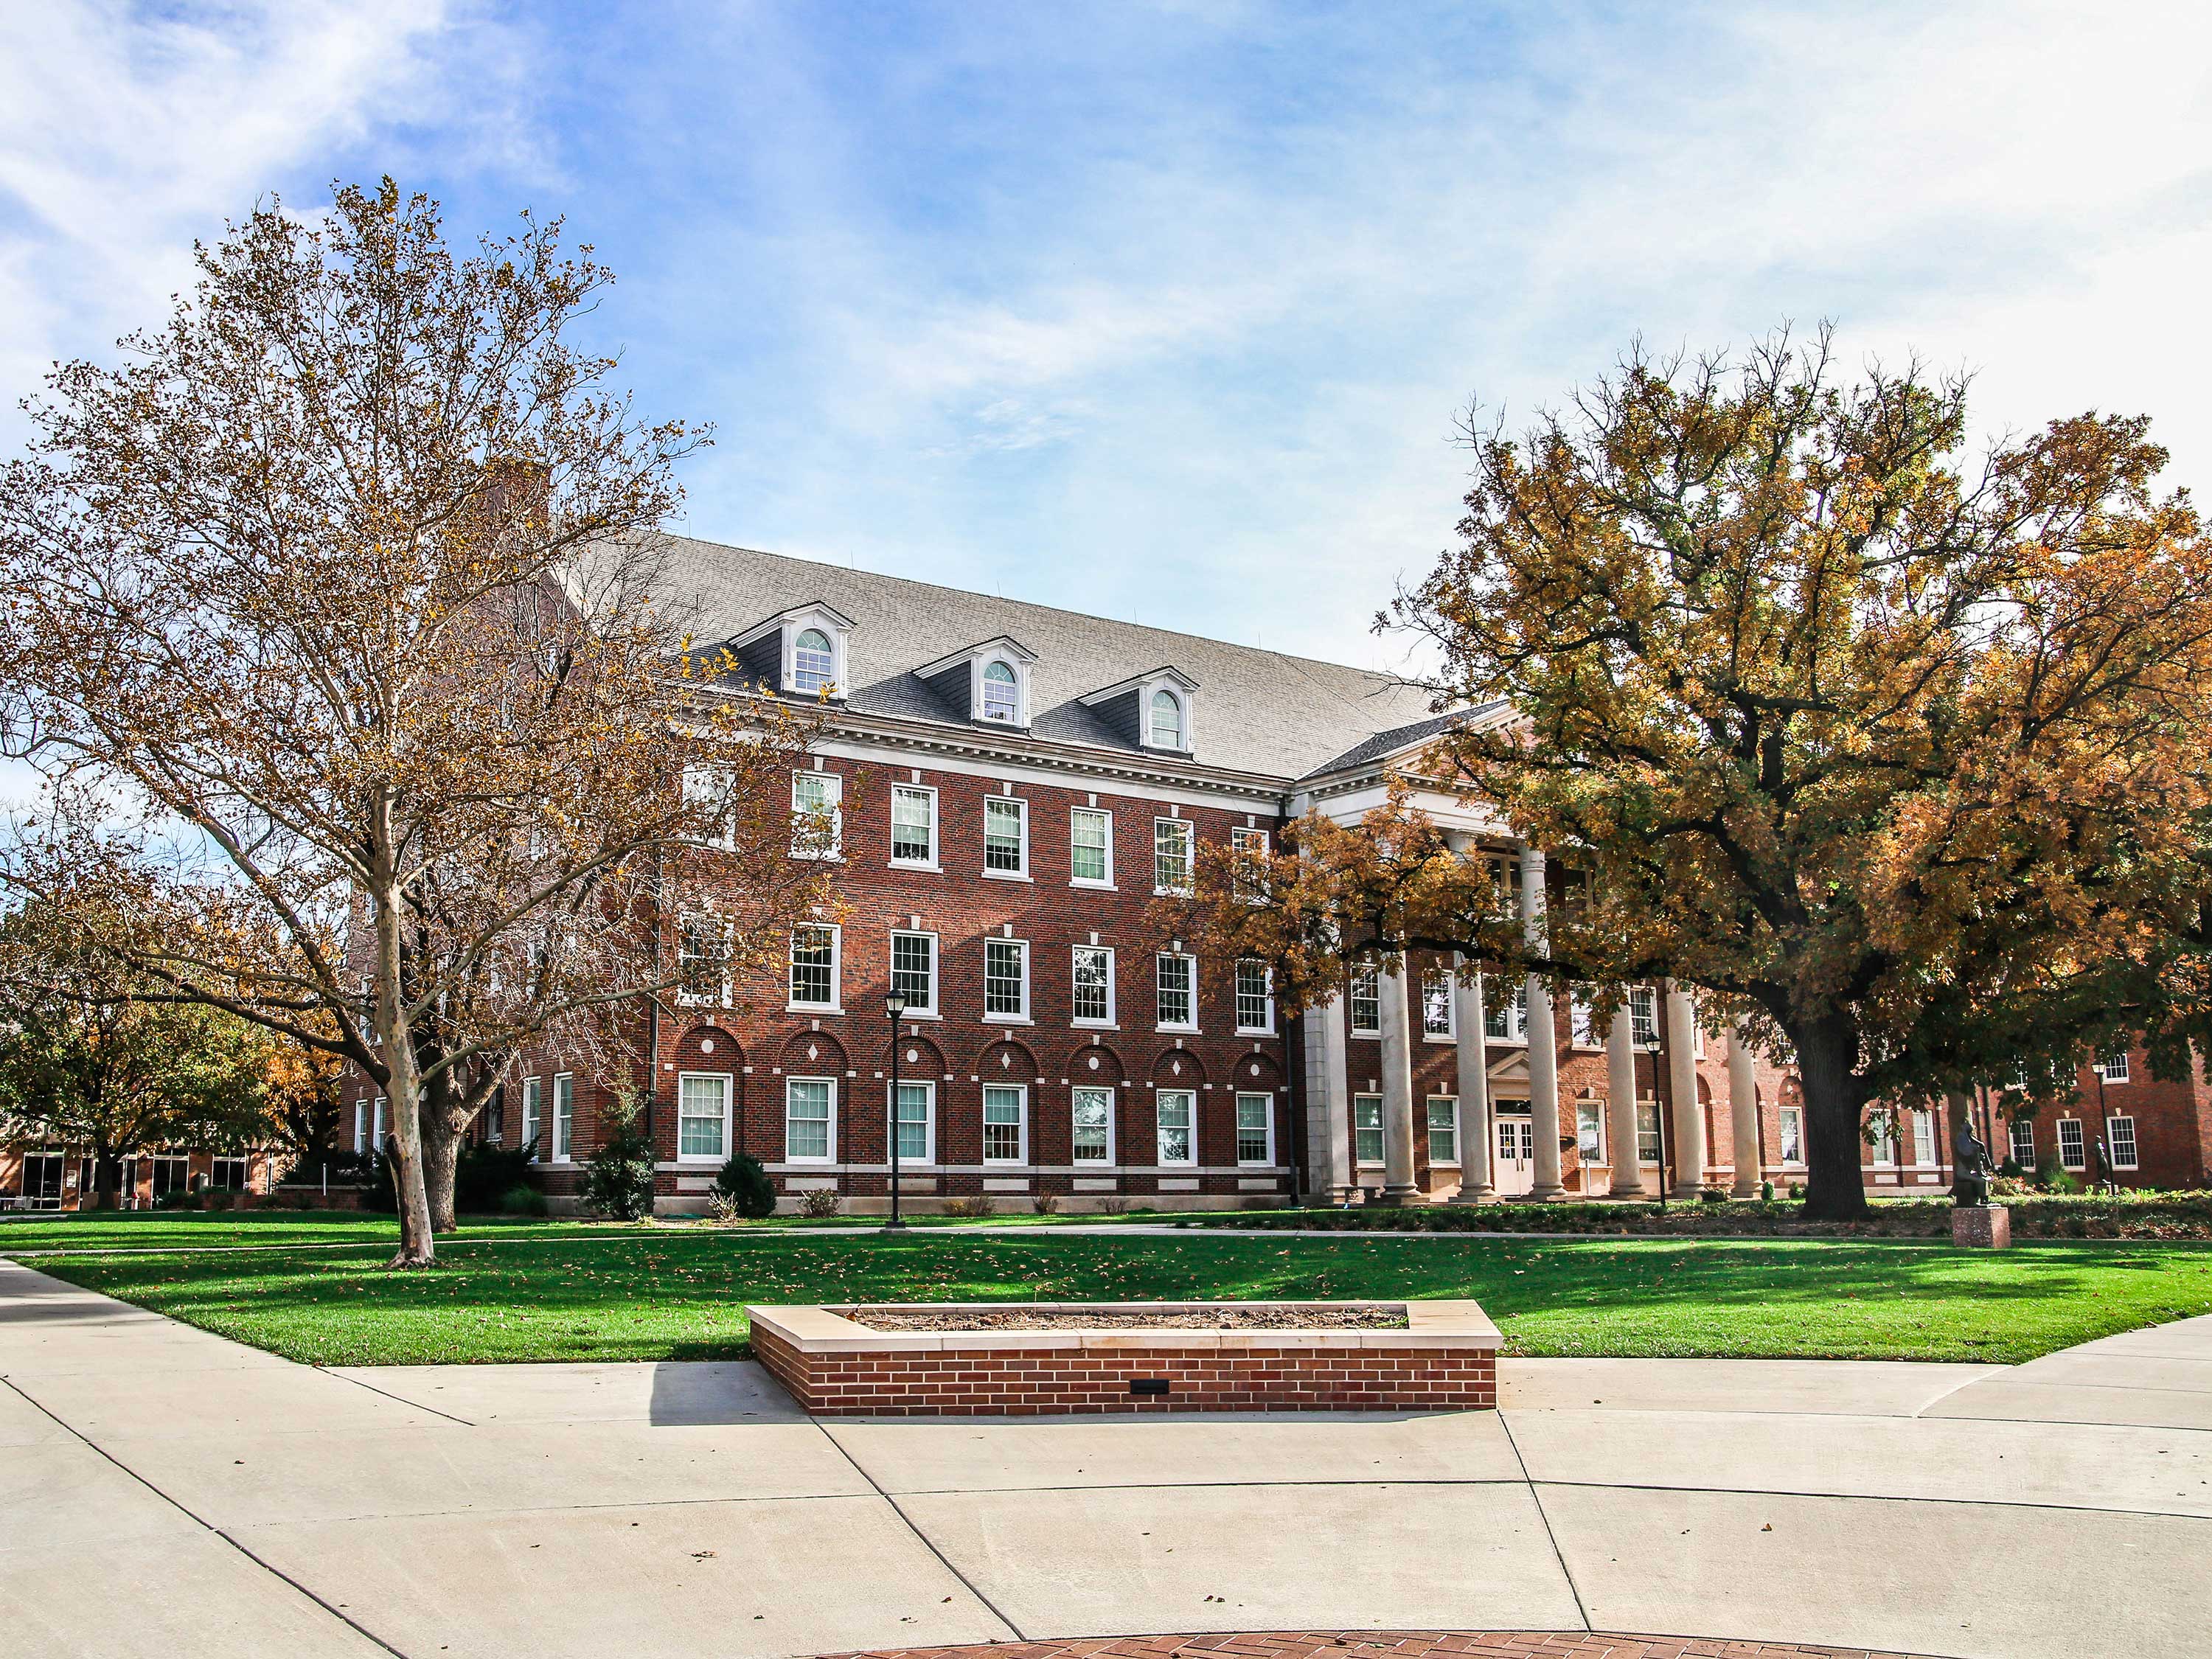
[1795,1012,1872,1220]
[422,1101,463,1234]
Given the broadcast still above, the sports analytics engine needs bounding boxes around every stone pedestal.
[1951,1204,2011,1248]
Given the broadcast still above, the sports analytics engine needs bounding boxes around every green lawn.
[13,1222,2210,1368]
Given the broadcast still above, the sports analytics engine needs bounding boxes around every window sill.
[889,860,942,874]
[788,851,846,863]
[787,1004,844,1016]
[982,1014,1034,1025]
[1073,1020,1119,1031]
[1155,1025,1200,1037]
[1349,1030,1381,1041]
[1235,1026,1276,1038]
[1071,879,1116,891]
[981,869,1033,883]
[896,1010,942,1022]
[1152,887,1194,899]
[1422,1033,1457,1044]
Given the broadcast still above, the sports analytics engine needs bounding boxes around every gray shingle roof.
[654,535,1444,783]
[1298,708,1490,780]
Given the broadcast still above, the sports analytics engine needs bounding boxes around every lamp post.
[1641,1022,1672,1214]
[884,990,910,1231]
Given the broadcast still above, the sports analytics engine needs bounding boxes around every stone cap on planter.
[745,1299,1501,1354]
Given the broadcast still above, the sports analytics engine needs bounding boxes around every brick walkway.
[823,1632,1930,1659]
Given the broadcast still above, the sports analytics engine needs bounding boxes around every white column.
[1377,957,1421,1203]
[1607,1005,1644,1197]
[1729,1020,1761,1198]
[1303,992,1354,1203]
[1520,844,1564,1200]
[1451,954,1495,1202]
[1666,982,1706,1196]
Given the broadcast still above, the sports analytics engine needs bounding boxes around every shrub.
[2038,1158,2082,1194]
[1760,1180,1775,1201]
[499,1183,549,1217]
[456,1140,540,1213]
[204,1189,235,1211]
[1031,1191,1060,1215]
[1698,1185,1728,1205]
[154,1190,204,1211]
[706,1189,742,1223]
[712,1153,777,1220]
[794,1187,841,1219]
[581,1123,657,1220]
[1096,1196,1133,1216]
[943,1194,998,1219]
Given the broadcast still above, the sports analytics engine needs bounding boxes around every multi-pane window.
[791,770,843,857]
[1156,1089,1195,1164]
[1071,807,1113,884]
[522,1077,543,1158]
[1422,969,1454,1037]
[683,765,734,848]
[982,1085,1026,1162]
[1908,1107,1934,1166]
[1868,1111,1896,1165]
[2008,1118,2037,1169]
[1234,959,1273,1032]
[1236,1093,1273,1164]
[1780,1106,1804,1164]
[1576,1101,1604,1164]
[890,785,937,865]
[792,627,836,694]
[1153,817,1193,893]
[2107,1114,2138,1170]
[981,660,1020,722]
[2096,1051,2132,1083]
[2057,1117,2087,1169]
[1229,825,1267,899]
[678,913,733,1006]
[790,924,839,1009]
[1628,985,1660,1048]
[894,1082,933,1163]
[1150,689,1185,748]
[678,1073,730,1160]
[552,1074,575,1161]
[210,1156,249,1191]
[1349,964,1381,1034]
[1354,1095,1384,1165]
[984,796,1028,874]
[984,937,1029,1018]
[1637,1101,1661,1164]
[1155,952,1196,1029]
[1569,988,1599,1048]
[1484,976,1528,1041]
[1072,945,1115,1024]
[1427,1097,1459,1165]
[1072,1087,1113,1162]
[890,931,936,1016]
[786,1078,835,1161]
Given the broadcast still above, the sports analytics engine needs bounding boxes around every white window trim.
[675,1071,734,1164]
[776,613,849,698]
[1229,824,1269,903]
[1573,1098,1604,1166]
[1071,1084,1117,1165]
[788,922,843,1013]
[1908,1107,1936,1169]
[1155,1087,1198,1167]
[2106,1114,2139,1171]
[1152,816,1194,895]
[552,1073,575,1164]
[1155,950,1199,1033]
[1071,944,1118,1028]
[520,1079,542,1160]
[1420,967,1455,1042]
[2008,1119,2037,1168]
[2057,1116,2087,1170]
[983,935,1032,1023]
[2096,1052,2132,1084]
[1234,1091,1276,1166]
[1234,958,1276,1036]
[1779,1105,1806,1166]
[981,1082,1029,1165]
[888,784,940,870]
[983,795,1032,881]
[785,1075,838,1165]
[1427,1094,1462,1167]
[1568,989,1603,1051]
[1352,1092,1385,1168]
[888,928,939,1019]
[683,764,738,850]
[790,770,845,860]
[1349,964,1382,1039]
[677,911,735,1008]
[891,1079,936,1166]
[1069,806,1116,889]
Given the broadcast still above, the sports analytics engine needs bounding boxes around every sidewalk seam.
[1496,1411,1593,1633]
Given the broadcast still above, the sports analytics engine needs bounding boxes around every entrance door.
[1494,1116,1535,1197]
[21,1154,65,1210]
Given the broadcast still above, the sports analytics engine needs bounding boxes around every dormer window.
[793,629,835,695]
[981,660,1020,722]
[1149,689,1184,748]
[913,636,1037,729]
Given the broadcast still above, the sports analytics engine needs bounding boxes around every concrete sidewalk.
[1,1259,2205,1659]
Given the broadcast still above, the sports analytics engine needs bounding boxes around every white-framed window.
[210,1156,250,1191]
[521,1079,543,1158]
[2008,1117,2037,1169]
[791,770,843,858]
[1637,1100,1661,1164]
[678,911,734,1006]
[1422,968,1454,1038]
[1780,1106,1804,1164]
[1072,1086,1114,1163]
[1868,1110,1896,1166]
[981,659,1021,723]
[1070,807,1113,886]
[1484,975,1528,1042]
[1149,689,1186,749]
[1349,963,1381,1035]
[1156,1088,1196,1165]
[792,627,837,695]
[1155,951,1196,1030]
[984,936,1030,1020]
[1353,1094,1384,1165]
[893,1081,934,1164]
[2106,1114,2138,1171]
[1576,1100,1604,1164]
[1073,945,1116,1025]
[682,765,736,849]
[2057,1117,2087,1170]
[1152,816,1193,894]
[1229,825,1268,900]
[890,785,938,866]
[1628,985,1660,1048]
[1486,852,1524,912]
[889,930,937,1017]
[789,923,841,1010]
[372,1096,387,1150]
[1427,1096,1460,1166]
[1234,959,1274,1033]
[984,796,1029,876]
[982,1084,1028,1163]
[552,1073,575,1161]
[785,1077,836,1163]
[2096,1051,2131,1084]
[1235,1093,1273,1164]
[1907,1106,1933,1167]
[678,1072,731,1161]
[1569,988,1600,1049]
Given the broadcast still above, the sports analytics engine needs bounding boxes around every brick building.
[325,538,2212,1213]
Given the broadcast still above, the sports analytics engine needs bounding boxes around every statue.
[1950,1116,1994,1208]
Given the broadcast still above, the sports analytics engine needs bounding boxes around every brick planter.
[747,1300,1500,1416]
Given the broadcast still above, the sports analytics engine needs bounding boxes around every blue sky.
[4,1,2210,677]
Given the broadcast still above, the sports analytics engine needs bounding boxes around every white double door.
[1494,1113,1536,1197]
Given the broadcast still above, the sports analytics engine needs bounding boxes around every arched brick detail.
[976,1037,1040,1085]
[776,1028,849,1077]
[1151,1046,1208,1088]
[1062,1041,1127,1086]
[675,1024,742,1067]
[1231,1050,1283,1091]
[664,1026,744,1172]
[883,1032,950,1080]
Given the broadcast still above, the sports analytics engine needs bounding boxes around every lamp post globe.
[884,991,910,1231]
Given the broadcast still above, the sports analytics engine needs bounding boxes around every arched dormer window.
[793,628,835,695]
[1149,689,1184,748]
[981,660,1020,723]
